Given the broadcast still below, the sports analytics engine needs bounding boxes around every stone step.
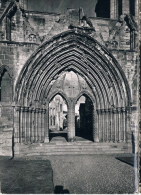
[18,149,128,156]
[27,146,115,152]
[20,147,126,154]
[19,142,126,148]
[14,142,131,157]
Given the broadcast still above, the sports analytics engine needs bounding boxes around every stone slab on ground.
[0,157,54,194]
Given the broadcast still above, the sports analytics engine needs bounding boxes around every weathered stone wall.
[0,42,38,84]
[0,11,138,89]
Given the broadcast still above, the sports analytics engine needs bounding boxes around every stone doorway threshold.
[74,136,93,143]
[50,135,93,143]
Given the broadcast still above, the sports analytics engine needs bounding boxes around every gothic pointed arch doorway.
[14,30,132,150]
[46,69,94,142]
[75,94,94,141]
[49,94,68,142]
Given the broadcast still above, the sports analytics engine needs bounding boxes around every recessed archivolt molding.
[15,30,131,110]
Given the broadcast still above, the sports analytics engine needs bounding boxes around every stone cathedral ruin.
[0,0,139,157]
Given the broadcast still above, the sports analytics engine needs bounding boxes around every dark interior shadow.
[49,130,68,141]
[116,156,134,167]
[54,185,69,194]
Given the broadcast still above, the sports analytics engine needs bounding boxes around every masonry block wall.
[0,0,139,156]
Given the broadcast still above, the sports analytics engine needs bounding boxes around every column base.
[44,137,49,143]
[93,136,99,143]
[68,137,75,142]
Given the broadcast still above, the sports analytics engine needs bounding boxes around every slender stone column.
[103,110,107,142]
[126,108,132,143]
[105,109,109,142]
[39,109,43,142]
[31,108,35,142]
[29,108,33,142]
[110,109,113,142]
[125,110,128,142]
[22,107,26,143]
[14,106,21,143]
[24,107,29,143]
[36,108,40,142]
[110,0,118,19]
[44,107,49,143]
[111,109,115,142]
[101,110,104,142]
[108,109,111,142]
[34,109,37,142]
[93,110,99,142]
[41,109,44,142]
[20,107,24,143]
[103,110,106,142]
[122,0,130,14]
[33,109,36,142]
[121,107,126,142]
[38,109,42,142]
[98,110,103,142]
[113,109,117,142]
[117,108,121,142]
[97,110,102,141]
[97,110,100,141]
[67,100,75,142]
[135,0,138,18]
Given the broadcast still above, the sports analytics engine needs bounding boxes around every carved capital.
[112,108,117,113]
[15,106,21,112]
[117,107,121,113]
[21,107,25,112]
[121,107,126,112]
[24,107,29,112]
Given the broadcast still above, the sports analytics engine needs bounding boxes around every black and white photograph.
[0,0,140,194]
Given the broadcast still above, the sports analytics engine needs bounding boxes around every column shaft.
[110,0,118,19]
[94,110,99,142]
[68,102,75,141]
[44,108,49,143]
[122,0,130,14]
[14,107,20,143]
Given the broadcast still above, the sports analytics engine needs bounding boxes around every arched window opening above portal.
[118,0,122,17]
[95,0,110,18]
[0,68,12,102]
[49,94,68,141]
[130,0,135,16]
[75,95,93,141]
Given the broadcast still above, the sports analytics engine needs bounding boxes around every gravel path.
[47,154,136,194]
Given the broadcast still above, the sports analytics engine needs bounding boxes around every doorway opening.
[75,95,93,141]
[49,94,68,141]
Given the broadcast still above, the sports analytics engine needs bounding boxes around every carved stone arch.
[74,90,95,106]
[15,30,131,108]
[47,90,70,108]
[14,30,132,144]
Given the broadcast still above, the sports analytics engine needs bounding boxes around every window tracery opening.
[0,68,12,102]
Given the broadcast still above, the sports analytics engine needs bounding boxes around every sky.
[26,0,98,17]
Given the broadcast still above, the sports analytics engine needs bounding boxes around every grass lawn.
[0,157,54,194]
